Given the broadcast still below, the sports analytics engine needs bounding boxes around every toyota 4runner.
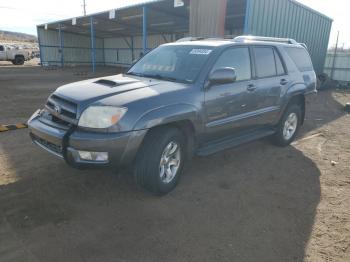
[28,36,317,195]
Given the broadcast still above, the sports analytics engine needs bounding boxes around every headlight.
[78,106,127,128]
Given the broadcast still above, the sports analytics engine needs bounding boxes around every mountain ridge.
[0,30,37,43]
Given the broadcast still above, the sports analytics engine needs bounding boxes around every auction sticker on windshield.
[189,49,213,55]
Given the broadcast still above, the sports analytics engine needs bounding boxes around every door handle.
[280,79,289,85]
[247,84,256,92]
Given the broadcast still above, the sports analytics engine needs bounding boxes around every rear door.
[247,46,288,128]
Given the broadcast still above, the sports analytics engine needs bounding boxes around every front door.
[0,45,7,60]
[204,47,256,140]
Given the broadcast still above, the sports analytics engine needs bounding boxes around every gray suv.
[28,36,317,195]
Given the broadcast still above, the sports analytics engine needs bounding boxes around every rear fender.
[275,82,307,124]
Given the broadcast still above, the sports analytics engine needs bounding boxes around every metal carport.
[37,0,247,72]
[37,0,189,72]
[37,0,332,74]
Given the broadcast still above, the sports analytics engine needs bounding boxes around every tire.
[134,127,186,195]
[272,104,302,147]
[14,56,25,65]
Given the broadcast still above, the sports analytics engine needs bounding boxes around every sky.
[0,0,348,48]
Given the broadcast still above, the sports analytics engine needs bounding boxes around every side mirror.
[209,67,237,85]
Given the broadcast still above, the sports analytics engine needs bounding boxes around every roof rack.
[233,35,298,45]
[176,36,237,42]
[299,43,308,49]
[174,35,307,49]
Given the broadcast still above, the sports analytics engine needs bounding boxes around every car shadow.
[0,87,348,261]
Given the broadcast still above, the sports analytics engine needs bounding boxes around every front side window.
[127,45,214,83]
[0,46,4,52]
[211,47,251,81]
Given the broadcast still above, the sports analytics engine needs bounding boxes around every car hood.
[54,74,159,104]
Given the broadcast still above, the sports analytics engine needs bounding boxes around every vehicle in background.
[28,36,317,195]
[0,44,31,65]
[30,50,40,59]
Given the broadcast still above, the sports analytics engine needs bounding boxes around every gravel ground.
[0,66,349,262]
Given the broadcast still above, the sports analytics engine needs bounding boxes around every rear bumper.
[28,110,147,168]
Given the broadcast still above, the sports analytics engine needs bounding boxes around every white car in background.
[0,44,30,65]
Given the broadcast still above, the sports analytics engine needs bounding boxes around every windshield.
[127,45,214,83]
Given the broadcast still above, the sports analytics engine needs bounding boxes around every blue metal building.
[37,0,332,74]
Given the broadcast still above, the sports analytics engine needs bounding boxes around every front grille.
[31,134,63,156]
[38,109,72,130]
[51,115,71,126]
[46,94,78,121]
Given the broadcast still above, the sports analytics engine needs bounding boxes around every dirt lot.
[0,66,349,262]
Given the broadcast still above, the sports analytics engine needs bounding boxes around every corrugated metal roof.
[37,0,189,38]
[37,0,167,27]
[289,0,333,21]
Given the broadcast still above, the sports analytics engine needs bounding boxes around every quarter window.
[211,47,251,81]
[285,47,313,72]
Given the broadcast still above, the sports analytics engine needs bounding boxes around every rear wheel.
[134,127,185,195]
[272,104,302,147]
[14,56,25,65]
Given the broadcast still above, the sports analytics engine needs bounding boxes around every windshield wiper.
[127,72,191,83]
[126,72,145,77]
[143,74,190,84]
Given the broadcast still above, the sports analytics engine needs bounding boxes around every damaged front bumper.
[28,109,147,168]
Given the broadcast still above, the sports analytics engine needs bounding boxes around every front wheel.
[272,104,302,147]
[134,127,185,195]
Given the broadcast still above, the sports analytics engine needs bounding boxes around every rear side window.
[253,47,277,78]
[0,45,4,51]
[211,47,251,81]
[285,47,313,72]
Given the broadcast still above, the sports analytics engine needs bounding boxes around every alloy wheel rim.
[283,112,298,140]
[159,141,181,184]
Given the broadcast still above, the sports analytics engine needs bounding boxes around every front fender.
[133,104,202,131]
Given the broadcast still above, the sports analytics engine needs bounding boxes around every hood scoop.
[94,78,139,88]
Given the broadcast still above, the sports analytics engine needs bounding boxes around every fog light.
[78,151,108,162]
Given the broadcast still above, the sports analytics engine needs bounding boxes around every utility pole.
[82,0,87,16]
[331,31,339,80]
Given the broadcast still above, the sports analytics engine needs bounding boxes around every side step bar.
[196,129,275,156]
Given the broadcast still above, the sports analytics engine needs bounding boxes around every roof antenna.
[82,0,87,16]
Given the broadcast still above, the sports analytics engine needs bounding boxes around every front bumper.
[28,110,147,168]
